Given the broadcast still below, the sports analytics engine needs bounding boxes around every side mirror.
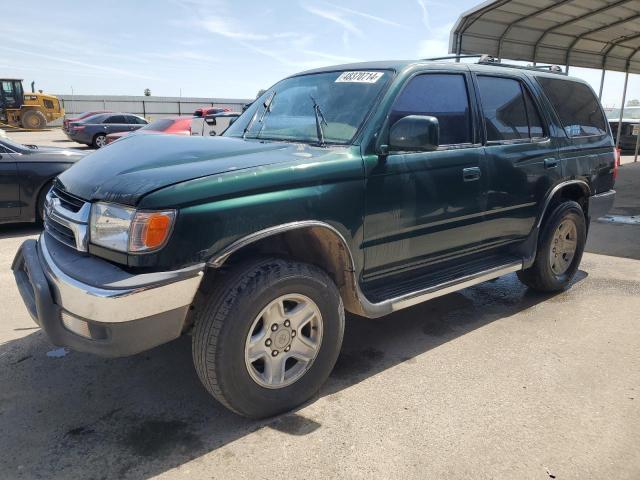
[204,115,217,126]
[229,117,237,125]
[388,115,439,152]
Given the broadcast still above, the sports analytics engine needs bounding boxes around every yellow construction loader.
[0,79,64,129]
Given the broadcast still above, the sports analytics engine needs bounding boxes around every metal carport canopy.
[450,0,640,74]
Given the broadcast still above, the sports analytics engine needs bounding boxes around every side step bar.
[358,261,522,318]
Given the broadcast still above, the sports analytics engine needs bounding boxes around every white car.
[191,111,241,137]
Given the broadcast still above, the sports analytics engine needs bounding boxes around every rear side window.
[104,115,126,124]
[477,76,545,142]
[390,74,472,145]
[127,115,147,124]
[537,77,607,137]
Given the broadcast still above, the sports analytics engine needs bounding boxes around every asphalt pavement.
[0,131,638,480]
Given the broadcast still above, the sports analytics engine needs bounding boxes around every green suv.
[13,59,616,418]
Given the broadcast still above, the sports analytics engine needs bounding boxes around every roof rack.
[421,54,485,61]
[421,54,567,75]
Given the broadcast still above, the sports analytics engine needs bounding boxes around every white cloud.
[417,0,431,30]
[0,46,153,80]
[302,4,363,37]
[326,3,403,28]
[417,39,449,59]
[200,17,270,41]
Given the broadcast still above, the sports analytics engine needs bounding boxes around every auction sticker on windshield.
[335,71,384,83]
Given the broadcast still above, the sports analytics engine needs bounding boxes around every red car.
[193,107,229,117]
[63,111,111,132]
[105,116,192,144]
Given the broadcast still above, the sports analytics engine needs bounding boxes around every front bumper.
[12,234,204,357]
[589,189,616,220]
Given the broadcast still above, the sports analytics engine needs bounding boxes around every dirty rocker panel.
[207,220,525,319]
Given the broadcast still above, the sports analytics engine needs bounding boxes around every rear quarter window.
[537,77,607,137]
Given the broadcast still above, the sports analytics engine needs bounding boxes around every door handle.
[544,158,559,169]
[462,167,481,182]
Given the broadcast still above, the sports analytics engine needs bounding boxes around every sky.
[0,0,637,107]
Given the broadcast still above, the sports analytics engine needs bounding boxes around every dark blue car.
[65,112,148,148]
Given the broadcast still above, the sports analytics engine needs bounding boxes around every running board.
[357,261,523,318]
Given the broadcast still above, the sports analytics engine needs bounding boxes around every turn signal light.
[129,210,176,252]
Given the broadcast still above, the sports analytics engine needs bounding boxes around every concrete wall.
[51,94,252,125]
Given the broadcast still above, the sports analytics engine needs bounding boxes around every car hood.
[56,134,318,205]
[18,146,87,162]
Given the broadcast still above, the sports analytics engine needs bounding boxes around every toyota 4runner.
[13,58,616,418]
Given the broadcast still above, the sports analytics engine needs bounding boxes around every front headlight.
[90,202,176,253]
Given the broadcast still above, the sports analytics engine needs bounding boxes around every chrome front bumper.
[12,233,204,357]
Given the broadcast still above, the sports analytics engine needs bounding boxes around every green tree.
[144,88,151,97]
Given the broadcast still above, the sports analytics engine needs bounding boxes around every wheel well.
[35,179,54,219]
[201,226,364,315]
[542,183,589,227]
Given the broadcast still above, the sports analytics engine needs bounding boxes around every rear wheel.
[92,134,107,148]
[192,257,345,418]
[21,110,47,129]
[517,201,586,292]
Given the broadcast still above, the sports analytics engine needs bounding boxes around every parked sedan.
[62,111,111,132]
[65,113,148,148]
[0,137,86,224]
[105,116,192,144]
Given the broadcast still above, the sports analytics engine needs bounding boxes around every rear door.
[103,114,128,134]
[0,144,20,219]
[126,115,147,131]
[473,73,560,245]
[363,71,489,279]
[536,77,613,194]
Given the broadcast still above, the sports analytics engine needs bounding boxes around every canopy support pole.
[598,69,606,100]
[616,71,629,149]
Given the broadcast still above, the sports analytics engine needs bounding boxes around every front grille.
[52,187,85,213]
[45,217,76,249]
[44,188,90,252]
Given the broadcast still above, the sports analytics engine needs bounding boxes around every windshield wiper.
[310,95,328,147]
[243,91,276,139]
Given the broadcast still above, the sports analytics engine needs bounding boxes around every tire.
[92,134,107,149]
[21,110,47,129]
[192,257,345,418]
[36,181,53,223]
[517,201,586,292]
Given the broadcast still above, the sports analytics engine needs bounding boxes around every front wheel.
[21,110,47,129]
[518,200,586,292]
[192,257,345,418]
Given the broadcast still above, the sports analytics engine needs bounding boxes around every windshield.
[224,70,391,144]
[141,118,175,131]
[0,137,28,152]
[606,107,640,120]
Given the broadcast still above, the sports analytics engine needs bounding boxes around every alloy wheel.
[244,294,323,389]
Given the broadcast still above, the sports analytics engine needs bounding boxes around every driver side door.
[362,71,489,280]
[0,145,20,220]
